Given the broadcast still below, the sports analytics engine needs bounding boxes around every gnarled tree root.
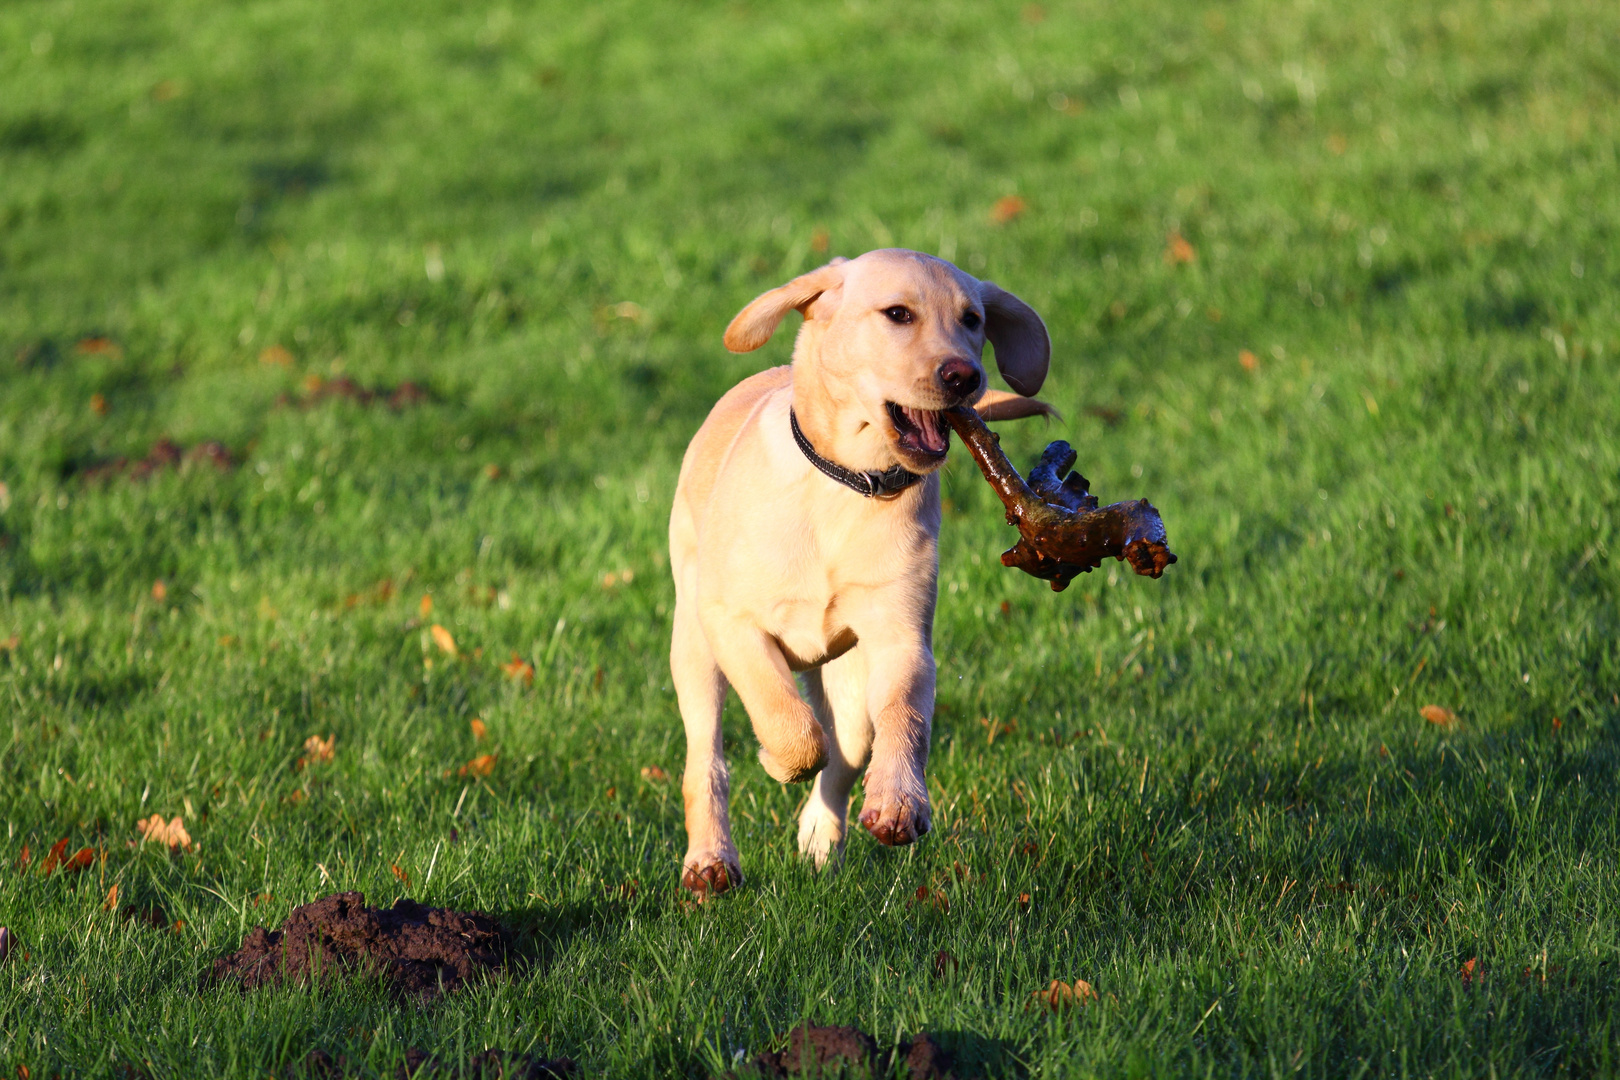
[944,406,1178,591]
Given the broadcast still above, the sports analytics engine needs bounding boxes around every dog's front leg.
[856,634,935,846]
[707,619,828,784]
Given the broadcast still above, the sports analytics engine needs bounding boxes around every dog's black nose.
[938,358,982,397]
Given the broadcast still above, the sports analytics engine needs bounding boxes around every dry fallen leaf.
[640,765,668,782]
[419,594,434,617]
[501,653,534,684]
[1030,979,1098,1011]
[1239,349,1259,372]
[1460,957,1482,985]
[1164,232,1197,264]
[90,393,109,417]
[391,863,411,888]
[301,733,335,767]
[0,634,18,652]
[76,336,122,357]
[63,847,95,873]
[103,883,120,911]
[989,195,1027,224]
[136,814,192,850]
[470,718,487,741]
[12,843,28,870]
[151,579,167,602]
[1421,705,1459,728]
[41,837,69,875]
[430,624,458,657]
[459,754,497,778]
[932,949,958,979]
[259,345,294,367]
[810,227,830,253]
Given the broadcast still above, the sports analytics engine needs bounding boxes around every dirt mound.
[298,1048,576,1079]
[209,892,506,1000]
[78,438,235,483]
[750,1025,952,1079]
[279,375,431,411]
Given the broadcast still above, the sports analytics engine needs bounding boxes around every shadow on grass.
[492,899,606,980]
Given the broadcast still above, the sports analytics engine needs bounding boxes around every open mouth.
[885,402,950,461]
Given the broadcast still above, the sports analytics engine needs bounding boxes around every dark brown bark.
[944,406,1177,591]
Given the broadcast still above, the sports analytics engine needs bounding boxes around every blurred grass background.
[1,0,1617,1076]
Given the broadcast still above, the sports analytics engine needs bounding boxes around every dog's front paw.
[757,741,825,784]
[857,789,931,847]
[681,851,742,901]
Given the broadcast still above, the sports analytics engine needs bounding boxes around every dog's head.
[723,249,1050,473]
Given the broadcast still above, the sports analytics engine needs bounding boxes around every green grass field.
[3,0,1618,1075]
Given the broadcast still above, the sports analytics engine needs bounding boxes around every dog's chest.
[745,498,936,670]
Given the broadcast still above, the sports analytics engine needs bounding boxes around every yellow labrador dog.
[668,248,1052,898]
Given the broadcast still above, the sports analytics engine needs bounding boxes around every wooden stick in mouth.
[943,405,1178,592]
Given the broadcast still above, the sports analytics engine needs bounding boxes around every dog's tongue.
[903,407,948,454]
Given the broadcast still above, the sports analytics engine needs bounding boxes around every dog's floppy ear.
[723,259,848,353]
[979,281,1051,396]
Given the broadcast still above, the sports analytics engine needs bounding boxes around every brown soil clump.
[209,891,506,1001]
[79,438,235,484]
[279,376,431,411]
[750,1025,952,1079]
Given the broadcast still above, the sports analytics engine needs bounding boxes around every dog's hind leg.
[796,650,873,868]
[672,589,741,899]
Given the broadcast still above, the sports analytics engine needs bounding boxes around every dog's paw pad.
[681,859,739,901]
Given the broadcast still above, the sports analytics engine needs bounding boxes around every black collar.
[790,409,922,498]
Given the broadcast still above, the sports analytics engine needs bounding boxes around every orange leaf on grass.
[63,847,95,873]
[90,393,109,417]
[430,624,458,657]
[302,734,335,764]
[103,884,120,911]
[640,765,668,782]
[459,754,496,778]
[1421,705,1459,728]
[1030,979,1097,1011]
[0,634,18,652]
[76,336,122,358]
[1239,349,1259,372]
[1460,957,1483,985]
[419,594,434,617]
[391,863,411,889]
[41,838,70,875]
[1164,232,1197,264]
[501,653,534,685]
[151,580,167,602]
[135,814,192,850]
[989,195,1027,224]
[470,718,487,741]
[12,843,28,870]
[258,345,294,367]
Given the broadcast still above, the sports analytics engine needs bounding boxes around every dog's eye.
[961,310,982,331]
[881,306,914,325]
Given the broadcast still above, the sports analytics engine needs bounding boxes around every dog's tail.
[974,389,1061,423]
